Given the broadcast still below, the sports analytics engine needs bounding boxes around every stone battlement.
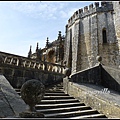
[68,1,113,27]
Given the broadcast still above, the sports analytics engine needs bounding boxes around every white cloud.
[3,1,84,20]
[1,1,100,20]
[3,2,61,19]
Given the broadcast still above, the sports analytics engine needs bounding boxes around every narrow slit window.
[102,28,107,43]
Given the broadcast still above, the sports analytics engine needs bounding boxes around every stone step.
[37,105,92,114]
[45,92,69,96]
[68,113,107,119]
[40,99,80,104]
[50,87,63,90]
[16,90,65,95]
[43,95,75,100]
[45,89,64,93]
[44,109,100,118]
[14,83,107,118]
[49,86,63,88]
[35,102,85,109]
[18,92,69,97]
[14,88,20,92]
[16,91,21,95]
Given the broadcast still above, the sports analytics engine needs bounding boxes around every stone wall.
[0,51,65,88]
[63,63,120,118]
[70,64,120,93]
[0,64,64,88]
[0,75,28,118]
[71,64,101,85]
[101,65,120,93]
[113,1,120,53]
[63,79,120,118]
[64,1,120,74]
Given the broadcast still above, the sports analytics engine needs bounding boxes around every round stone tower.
[113,1,120,54]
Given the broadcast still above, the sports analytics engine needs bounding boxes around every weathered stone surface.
[101,65,120,93]
[20,79,45,112]
[63,67,71,78]
[19,111,44,118]
[65,2,120,74]
[0,51,65,89]
[71,64,101,85]
[96,56,102,62]
[63,78,120,118]
[0,74,28,118]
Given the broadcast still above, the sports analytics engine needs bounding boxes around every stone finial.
[20,79,45,112]
[46,37,49,48]
[63,67,71,78]
[28,45,32,58]
[58,31,61,37]
[19,79,45,118]
[58,31,62,42]
[96,55,102,64]
[36,42,39,53]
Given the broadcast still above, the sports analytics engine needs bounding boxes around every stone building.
[28,1,120,75]
[28,31,65,65]
[64,1,120,74]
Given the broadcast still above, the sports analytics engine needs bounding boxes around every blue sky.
[0,1,99,57]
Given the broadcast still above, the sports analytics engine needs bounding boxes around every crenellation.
[67,2,114,27]
[68,17,72,25]
[79,8,83,14]
[1,2,120,118]
[84,6,88,13]
[73,12,75,18]
[74,10,79,20]
[65,1,120,73]
[89,4,93,10]
[101,1,107,7]
[95,2,99,8]
[75,10,78,15]
[72,13,75,22]
[68,19,70,24]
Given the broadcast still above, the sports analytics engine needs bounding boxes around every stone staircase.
[14,83,107,119]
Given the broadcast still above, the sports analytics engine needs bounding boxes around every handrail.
[0,51,65,74]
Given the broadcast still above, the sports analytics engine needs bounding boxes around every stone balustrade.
[0,51,65,74]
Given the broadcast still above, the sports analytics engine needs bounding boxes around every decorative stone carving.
[19,79,45,118]
[63,67,71,78]
[96,56,102,63]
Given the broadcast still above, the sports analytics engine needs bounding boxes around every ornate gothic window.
[102,28,107,43]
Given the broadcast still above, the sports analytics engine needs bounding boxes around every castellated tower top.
[68,1,113,27]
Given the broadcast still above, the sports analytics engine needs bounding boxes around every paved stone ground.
[0,74,28,118]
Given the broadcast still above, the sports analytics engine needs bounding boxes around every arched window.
[102,28,107,43]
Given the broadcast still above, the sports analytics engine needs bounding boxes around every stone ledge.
[63,78,120,118]
[0,75,29,118]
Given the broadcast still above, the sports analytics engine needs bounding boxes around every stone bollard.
[96,55,102,64]
[19,79,45,118]
[63,67,71,78]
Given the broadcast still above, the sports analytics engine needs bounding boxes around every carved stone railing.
[0,51,65,74]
